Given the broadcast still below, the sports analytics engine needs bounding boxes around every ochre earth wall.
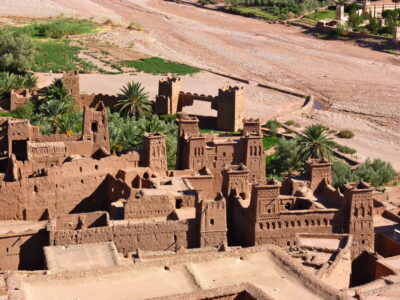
[0,152,143,221]
[0,230,48,271]
[51,219,198,255]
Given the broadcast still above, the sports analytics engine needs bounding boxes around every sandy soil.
[22,251,324,300]
[2,0,399,169]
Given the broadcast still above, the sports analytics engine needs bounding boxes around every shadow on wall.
[70,177,109,214]
[19,231,48,270]
[197,116,217,130]
[350,251,377,287]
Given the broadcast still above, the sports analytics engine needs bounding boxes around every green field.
[303,9,337,23]
[224,6,280,21]
[2,18,101,39]
[121,57,200,75]
[32,39,96,73]
[263,136,280,150]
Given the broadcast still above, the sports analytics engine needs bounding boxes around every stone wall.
[124,195,175,220]
[0,227,48,271]
[254,209,341,247]
[10,89,31,111]
[0,151,143,221]
[78,94,119,110]
[51,219,198,255]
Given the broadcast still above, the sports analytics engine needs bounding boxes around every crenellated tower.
[62,71,80,99]
[243,118,261,136]
[143,132,168,173]
[197,193,227,248]
[248,180,281,245]
[217,86,245,132]
[155,77,182,115]
[82,102,110,152]
[176,116,200,169]
[244,133,266,184]
[344,181,374,260]
[221,164,250,199]
[308,158,333,193]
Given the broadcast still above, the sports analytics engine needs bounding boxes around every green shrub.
[0,32,36,73]
[11,101,34,119]
[338,129,355,139]
[353,158,396,187]
[331,24,348,38]
[265,119,281,136]
[284,120,300,127]
[332,160,354,188]
[331,141,357,154]
[267,138,303,176]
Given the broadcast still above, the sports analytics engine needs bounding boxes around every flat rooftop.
[20,250,326,300]
[44,242,120,272]
[377,255,400,274]
[299,236,345,250]
[0,220,47,235]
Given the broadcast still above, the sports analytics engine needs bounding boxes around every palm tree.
[45,84,73,103]
[23,73,38,93]
[54,112,82,135]
[39,99,70,133]
[297,124,334,161]
[115,82,152,118]
[0,72,16,98]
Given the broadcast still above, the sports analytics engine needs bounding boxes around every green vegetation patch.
[121,57,200,75]
[3,18,100,39]
[224,0,334,20]
[263,136,280,150]
[225,6,280,21]
[331,141,357,155]
[32,40,95,73]
[303,9,337,23]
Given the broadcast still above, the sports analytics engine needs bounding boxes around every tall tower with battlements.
[82,102,110,152]
[244,133,266,184]
[308,159,333,193]
[217,86,245,132]
[62,71,80,100]
[155,77,183,115]
[197,193,227,248]
[344,181,374,260]
[143,132,168,173]
[176,116,200,169]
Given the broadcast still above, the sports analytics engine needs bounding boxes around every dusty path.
[1,0,399,168]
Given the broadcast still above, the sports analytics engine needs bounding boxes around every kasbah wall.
[6,72,246,133]
[0,72,389,290]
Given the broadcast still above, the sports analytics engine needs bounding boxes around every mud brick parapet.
[155,77,245,132]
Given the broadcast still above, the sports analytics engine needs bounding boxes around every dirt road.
[1,0,399,168]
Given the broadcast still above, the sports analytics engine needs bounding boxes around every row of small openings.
[249,146,262,156]
[79,165,99,172]
[259,218,332,230]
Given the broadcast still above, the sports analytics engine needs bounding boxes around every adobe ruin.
[0,103,400,299]
[155,76,246,132]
